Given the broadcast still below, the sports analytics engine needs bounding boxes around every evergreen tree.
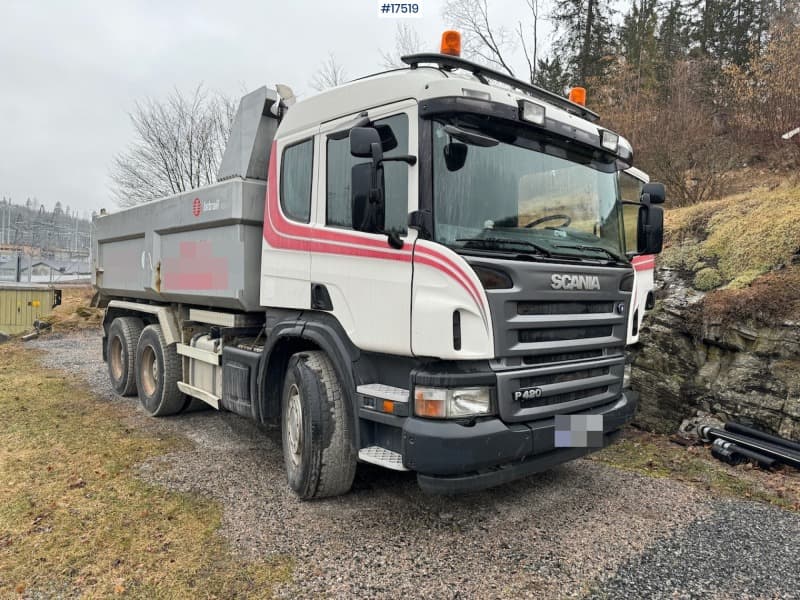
[551,0,615,83]
[658,0,691,65]
[618,0,661,86]
[533,55,571,93]
[688,0,779,66]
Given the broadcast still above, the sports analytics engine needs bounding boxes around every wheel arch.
[102,301,180,360]
[258,313,362,447]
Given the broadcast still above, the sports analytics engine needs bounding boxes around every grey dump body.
[93,87,278,312]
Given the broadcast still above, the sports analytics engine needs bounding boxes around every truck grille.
[473,259,632,423]
[518,301,613,315]
[521,348,609,365]
[519,367,609,388]
[519,385,609,409]
[519,326,613,344]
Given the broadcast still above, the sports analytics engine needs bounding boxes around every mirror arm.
[380,154,417,166]
[329,116,371,141]
[386,231,405,249]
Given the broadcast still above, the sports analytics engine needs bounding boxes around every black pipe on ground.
[711,438,776,469]
[711,439,746,466]
[700,426,800,470]
[725,422,800,454]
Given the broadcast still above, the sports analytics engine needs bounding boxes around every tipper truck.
[93,33,665,498]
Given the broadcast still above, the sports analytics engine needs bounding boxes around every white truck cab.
[94,36,665,497]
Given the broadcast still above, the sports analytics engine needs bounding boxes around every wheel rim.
[140,346,158,398]
[109,336,123,380]
[286,384,303,467]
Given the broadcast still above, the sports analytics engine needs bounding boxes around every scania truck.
[93,33,665,498]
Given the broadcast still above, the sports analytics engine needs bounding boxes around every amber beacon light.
[569,86,587,106]
[440,30,461,56]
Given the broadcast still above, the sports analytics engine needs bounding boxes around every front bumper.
[402,389,637,494]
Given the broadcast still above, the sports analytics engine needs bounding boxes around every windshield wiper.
[457,237,551,256]
[553,243,624,262]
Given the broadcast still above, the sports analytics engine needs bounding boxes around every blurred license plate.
[554,414,604,448]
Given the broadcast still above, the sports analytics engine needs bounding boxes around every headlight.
[623,363,632,389]
[414,386,493,419]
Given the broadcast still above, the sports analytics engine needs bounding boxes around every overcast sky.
[0,0,553,216]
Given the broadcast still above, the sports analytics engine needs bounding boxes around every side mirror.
[444,142,468,171]
[641,182,666,205]
[637,204,664,254]
[350,127,383,159]
[351,162,385,234]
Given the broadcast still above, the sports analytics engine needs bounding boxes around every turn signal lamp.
[569,86,587,106]
[441,30,461,56]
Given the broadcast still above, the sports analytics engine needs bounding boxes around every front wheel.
[281,351,357,499]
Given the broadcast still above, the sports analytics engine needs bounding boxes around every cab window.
[326,114,409,234]
[281,139,314,223]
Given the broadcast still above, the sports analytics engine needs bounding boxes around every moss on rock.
[694,267,723,291]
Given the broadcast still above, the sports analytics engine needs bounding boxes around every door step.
[358,446,410,471]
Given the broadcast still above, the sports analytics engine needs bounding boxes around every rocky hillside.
[632,182,800,440]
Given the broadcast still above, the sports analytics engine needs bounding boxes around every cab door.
[310,100,418,356]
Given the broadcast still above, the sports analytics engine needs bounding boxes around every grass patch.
[592,429,800,511]
[700,265,800,325]
[693,267,722,291]
[664,184,800,283]
[0,344,292,598]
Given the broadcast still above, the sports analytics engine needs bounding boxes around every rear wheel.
[107,316,144,396]
[135,324,185,417]
[281,351,357,499]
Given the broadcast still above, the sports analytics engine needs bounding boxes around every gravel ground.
[29,329,800,599]
[587,499,800,599]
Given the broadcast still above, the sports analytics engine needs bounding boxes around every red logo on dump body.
[192,198,201,217]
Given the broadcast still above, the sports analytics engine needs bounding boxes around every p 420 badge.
[514,387,543,402]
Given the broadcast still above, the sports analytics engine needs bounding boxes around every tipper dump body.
[93,179,266,312]
[93,86,278,312]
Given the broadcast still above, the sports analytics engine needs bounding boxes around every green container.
[0,283,61,335]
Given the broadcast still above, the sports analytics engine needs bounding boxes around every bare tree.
[310,53,348,91]
[518,0,540,83]
[442,0,516,76]
[380,23,425,68]
[110,85,236,207]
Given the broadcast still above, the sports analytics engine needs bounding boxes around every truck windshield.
[431,119,627,263]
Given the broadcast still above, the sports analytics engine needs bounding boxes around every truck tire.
[135,324,185,417]
[281,351,357,499]
[107,316,144,396]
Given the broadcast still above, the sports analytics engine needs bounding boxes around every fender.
[257,311,363,447]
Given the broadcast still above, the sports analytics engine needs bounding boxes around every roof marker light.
[462,88,491,100]
[441,30,461,57]
[518,99,546,126]
[569,87,587,106]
